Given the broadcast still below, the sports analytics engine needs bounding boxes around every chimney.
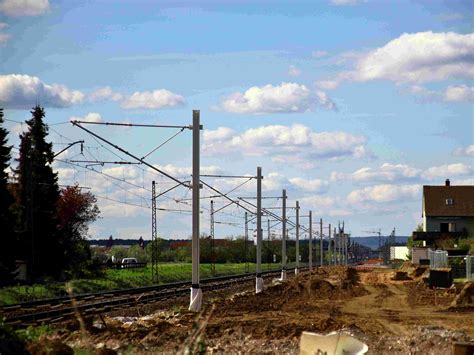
[445,179,450,186]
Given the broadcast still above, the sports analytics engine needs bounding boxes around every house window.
[445,198,454,205]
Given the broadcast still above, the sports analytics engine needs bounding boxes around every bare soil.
[32,267,473,354]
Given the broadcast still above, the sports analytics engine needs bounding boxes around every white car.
[121,258,138,268]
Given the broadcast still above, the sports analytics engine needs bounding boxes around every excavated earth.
[28,266,473,354]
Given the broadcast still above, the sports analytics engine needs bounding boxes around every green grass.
[0,262,282,305]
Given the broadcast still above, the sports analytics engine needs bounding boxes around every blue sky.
[1,0,473,240]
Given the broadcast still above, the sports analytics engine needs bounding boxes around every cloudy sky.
[1,0,473,240]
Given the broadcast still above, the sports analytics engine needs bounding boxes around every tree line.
[95,234,373,265]
[0,106,100,285]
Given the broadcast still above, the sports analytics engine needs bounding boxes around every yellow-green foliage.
[459,237,474,253]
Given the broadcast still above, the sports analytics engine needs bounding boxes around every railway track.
[1,268,294,328]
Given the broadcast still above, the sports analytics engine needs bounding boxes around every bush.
[0,319,28,355]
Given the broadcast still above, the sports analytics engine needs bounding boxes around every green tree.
[407,223,424,250]
[127,244,147,262]
[0,108,17,285]
[109,246,128,260]
[16,106,61,281]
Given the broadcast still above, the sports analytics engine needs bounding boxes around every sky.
[0,0,473,241]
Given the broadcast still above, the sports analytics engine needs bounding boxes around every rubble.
[26,267,473,354]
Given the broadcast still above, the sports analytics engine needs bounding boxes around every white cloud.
[150,164,224,178]
[453,145,474,157]
[299,195,350,217]
[0,32,10,44]
[347,184,420,203]
[70,112,103,123]
[55,167,76,180]
[99,201,147,218]
[438,13,465,22]
[316,80,339,90]
[315,90,337,110]
[262,172,287,192]
[8,122,26,136]
[102,166,140,180]
[312,50,328,58]
[422,163,472,180]
[203,124,369,162]
[288,65,301,77]
[89,86,123,102]
[443,85,474,102]
[332,162,471,184]
[0,74,84,109]
[404,84,473,103]
[217,82,337,114]
[203,127,235,142]
[121,89,185,109]
[330,0,365,5]
[288,177,329,193]
[332,163,422,183]
[0,0,50,16]
[0,23,9,44]
[320,32,474,88]
[450,177,474,185]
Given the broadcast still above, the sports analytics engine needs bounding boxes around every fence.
[448,255,473,280]
[109,262,148,269]
[429,250,448,269]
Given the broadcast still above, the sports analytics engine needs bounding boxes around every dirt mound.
[406,281,456,308]
[398,261,416,273]
[208,266,368,341]
[411,266,429,278]
[391,271,413,281]
[450,282,474,307]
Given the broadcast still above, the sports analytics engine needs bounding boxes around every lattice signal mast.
[363,228,382,255]
[151,181,159,283]
[210,200,215,276]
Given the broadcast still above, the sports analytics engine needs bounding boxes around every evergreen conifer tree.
[16,106,61,281]
[0,108,17,285]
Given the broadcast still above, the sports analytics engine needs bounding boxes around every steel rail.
[2,268,305,327]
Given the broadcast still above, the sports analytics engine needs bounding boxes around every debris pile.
[20,267,473,354]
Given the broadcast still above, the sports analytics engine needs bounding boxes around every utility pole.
[189,110,201,312]
[151,181,158,283]
[309,210,313,270]
[245,211,249,272]
[281,189,287,280]
[320,218,323,267]
[328,223,332,265]
[256,166,263,293]
[295,201,300,274]
[267,218,271,270]
[210,200,215,276]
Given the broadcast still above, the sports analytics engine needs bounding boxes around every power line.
[72,121,190,188]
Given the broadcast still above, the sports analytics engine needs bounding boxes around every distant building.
[413,179,474,247]
[390,246,409,261]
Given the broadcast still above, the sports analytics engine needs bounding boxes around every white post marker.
[189,110,202,312]
[295,200,300,275]
[281,189,287,281]
[256,167,264,293]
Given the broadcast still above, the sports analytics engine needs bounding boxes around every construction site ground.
[27,266,473,354]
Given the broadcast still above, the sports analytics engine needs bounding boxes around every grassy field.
[0,262,282,305]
